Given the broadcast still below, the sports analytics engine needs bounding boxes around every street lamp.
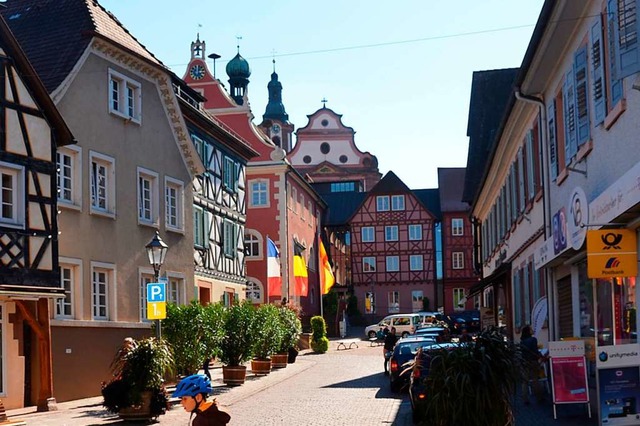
[145,231,168,339]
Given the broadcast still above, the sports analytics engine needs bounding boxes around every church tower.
[259,60,294,152]
[226,47,251,106]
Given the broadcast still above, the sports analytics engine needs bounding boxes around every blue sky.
[101,0,544,189]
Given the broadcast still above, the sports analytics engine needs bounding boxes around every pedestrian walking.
[173,374,231,425]
[383,327,398,375]
[520,324,543,404]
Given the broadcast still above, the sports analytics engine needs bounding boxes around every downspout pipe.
[514,88,555,340]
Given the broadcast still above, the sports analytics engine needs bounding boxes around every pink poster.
[550,356,589,403]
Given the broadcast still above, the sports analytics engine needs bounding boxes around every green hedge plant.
[310,315,329,353]
[252,304,284,360]
[277,305,302,354]
[219,301,256,367]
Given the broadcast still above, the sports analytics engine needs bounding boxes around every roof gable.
[369,170,411,195]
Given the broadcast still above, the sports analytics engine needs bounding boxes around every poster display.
[550,356,589,403]
[596,344,640,425]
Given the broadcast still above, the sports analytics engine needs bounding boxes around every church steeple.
[191,33,206,60]
[226,43,250,106]
[263,59,289,123]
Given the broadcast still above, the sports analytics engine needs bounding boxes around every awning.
[467,262,511,298]
[0,285,65,300]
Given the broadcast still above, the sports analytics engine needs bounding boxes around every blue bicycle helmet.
[173,374,212,398]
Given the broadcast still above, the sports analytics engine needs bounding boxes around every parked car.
[439,310,481,334]
[409,343,461,422]
[364,313,421,338]
[414,326,450,342]
[416,311,439,326]
[388,336,437,392]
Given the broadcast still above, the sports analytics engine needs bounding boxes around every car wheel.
[368,331,377,339]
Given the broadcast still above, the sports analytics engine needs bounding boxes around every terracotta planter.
[222,365,247,386]
[271,353,288,368]
[251,358,272,375]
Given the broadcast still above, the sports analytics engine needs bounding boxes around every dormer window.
[108,69,141,124]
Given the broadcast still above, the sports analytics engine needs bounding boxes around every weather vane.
[271,49,277,72]
[236,35,243,53]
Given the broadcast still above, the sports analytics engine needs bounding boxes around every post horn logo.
[601,232,623,250]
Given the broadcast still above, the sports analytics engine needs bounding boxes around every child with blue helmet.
[173,374,230,425]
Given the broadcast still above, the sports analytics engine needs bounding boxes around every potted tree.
[273,305,302,367]
[101,337,173,421]
[251,304,284,375]
[219,301,256,386]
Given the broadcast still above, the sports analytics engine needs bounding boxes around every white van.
[365,313,421,338]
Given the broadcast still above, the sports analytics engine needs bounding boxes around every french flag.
[267,237,282,297]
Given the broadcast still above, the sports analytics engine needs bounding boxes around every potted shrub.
[274,305,302,366]
[162,301,225,377]
[310,315,329,353]
[101,337,173,421]
[415,326,522,425]
[250,304,283,375]
[219,301,256,386]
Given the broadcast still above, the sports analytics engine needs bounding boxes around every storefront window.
[596,277,637,347]
[579,262,594,338]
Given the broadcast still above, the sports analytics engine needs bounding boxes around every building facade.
[3,0,203,404]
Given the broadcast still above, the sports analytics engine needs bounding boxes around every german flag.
[293,244,308,297]
[319,240,335,295]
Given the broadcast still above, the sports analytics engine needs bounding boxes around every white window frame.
[89,151,116,218]
[409,224,422,240]
[386,256,399,272]
[164,176,184,233]
[410,255,423,271]
[56,145,82,210]
[0,162,24,228]
[57,264,74,318]
[91,262,116,321]
[453,288,466,311]
[137,167,159,226]
[56,257,83,320]
[361,226,375,242]
[167,272,186,305]
[376,195,390,211]
[249,179,269,207]
[385,225,398,241]
[391,195,405,211]
[244,231,262,259]
[452,252,464,270]
[452,218,464,236]
[108,68,142,124]
[363,256,376,273]
[388,291,400,313]
[246,279,264,304]
[139,269,154,322]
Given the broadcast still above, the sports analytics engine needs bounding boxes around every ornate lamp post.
[145,231,168,339]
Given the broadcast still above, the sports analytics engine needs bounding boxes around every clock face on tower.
[272,124,281,133]
[189,64,205,80]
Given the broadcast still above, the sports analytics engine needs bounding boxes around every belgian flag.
[293,244,308,297]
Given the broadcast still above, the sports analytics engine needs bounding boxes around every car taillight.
[390,360,398,372]
[418,393,426,400]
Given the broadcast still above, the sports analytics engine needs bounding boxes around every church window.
[339,155,348,163]
[303,155,312,164]
[320,142,330,154]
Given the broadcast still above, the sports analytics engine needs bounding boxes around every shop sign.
[587,229,637,278]
[552,207,568,255]
[589,160,640,226]
[567,187,588,250]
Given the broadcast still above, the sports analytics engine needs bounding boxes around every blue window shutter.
[563,69,577,166]
[608,0,624,104]
[547,101,558,181]
[591,15,607,126]
[574,46,590,146]
[615,0,640,79]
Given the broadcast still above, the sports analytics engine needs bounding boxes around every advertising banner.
[531,296,548,337]
[550,356,589,403]
[596,344,640,425]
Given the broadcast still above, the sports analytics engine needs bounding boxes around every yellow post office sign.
[587,229,637,278]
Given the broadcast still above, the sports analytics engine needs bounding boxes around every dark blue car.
[388,336,437,392]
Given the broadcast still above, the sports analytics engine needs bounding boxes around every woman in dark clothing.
[383,327,398,375]
[520,325,542,404]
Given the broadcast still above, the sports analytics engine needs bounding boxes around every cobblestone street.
[7,334,597,425]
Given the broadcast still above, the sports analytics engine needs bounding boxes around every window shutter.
[574,46,591,146]
[608,0,625,104]
[615,0,640,79]
[547,101,558,181]
[203,211,210,248]
[591,15,607,126]
[562,69,577,165]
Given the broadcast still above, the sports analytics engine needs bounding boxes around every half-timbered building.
[349,171,440,320]
[3,0,203,404]
[437,168,477,315]
[183,37,326,322]
[178,43,259,304]
[0,14,74,410]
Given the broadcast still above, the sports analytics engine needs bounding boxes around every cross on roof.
[321,97,328,108]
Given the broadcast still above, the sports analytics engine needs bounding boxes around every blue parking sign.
[147,282,166,303]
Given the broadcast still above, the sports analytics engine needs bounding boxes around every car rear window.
[397,340,438,355]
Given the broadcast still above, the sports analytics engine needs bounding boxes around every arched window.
[246,280,263,304]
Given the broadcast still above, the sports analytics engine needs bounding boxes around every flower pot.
[251,359,272,375]
[271,353,288,368]
[118,391,153,421]
[222,365,247,386]
[288,347,299,363]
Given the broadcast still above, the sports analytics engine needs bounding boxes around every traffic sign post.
[147,282,166,339]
